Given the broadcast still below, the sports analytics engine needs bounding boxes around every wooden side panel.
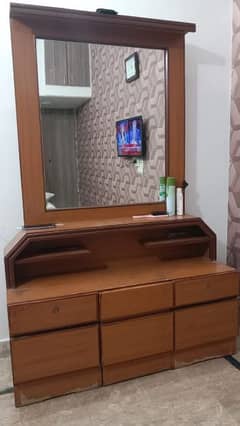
[8,294,97,336]
[14,367,101,407]
[100,282,173,321]
[11,325,99,384]
[101,313,173,366]
[167,36,185,185]
[175,272,239,307]
[175,300,238,351]
[103,354,172,385]
[10,19,46,224]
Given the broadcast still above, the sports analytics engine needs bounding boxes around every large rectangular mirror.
[10,5,192,225]
[36,39,166,210]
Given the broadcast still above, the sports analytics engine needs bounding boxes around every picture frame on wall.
[125,52,139,83]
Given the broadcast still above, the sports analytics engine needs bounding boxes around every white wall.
[0,0,232,341]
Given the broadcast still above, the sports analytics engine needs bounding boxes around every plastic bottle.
[176,187,184,215]
[166,177,176,216]
[159,177,166,201]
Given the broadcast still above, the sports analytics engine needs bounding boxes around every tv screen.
[116,116,144,157]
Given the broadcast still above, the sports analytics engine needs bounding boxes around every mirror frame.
[10,3,196,226]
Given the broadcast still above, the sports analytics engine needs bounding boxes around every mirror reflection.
[36,39,166,210]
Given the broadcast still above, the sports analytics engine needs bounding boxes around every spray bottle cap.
[166,177,176,186]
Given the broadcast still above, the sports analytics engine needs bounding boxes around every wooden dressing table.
[5,215,238,406]
[6,4,238,407]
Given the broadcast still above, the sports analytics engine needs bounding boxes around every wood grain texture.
[143,236,209,260]
[100,282,173,321]
[10,4,195,225]
[7,257,235,305]
[101,312,173,366]
[3,217,206,259]
[103,353,172,385]
[8,294,97,336]
[174,338,236,368]
[11,325,99,383]
[167,36,185,186]
[196,220,217,260]
[10,4,196,36]
[175,300,238,351]
[175,272,239,307]
[15,248,91,265]
[14,249,104,282]
[10,19,46,224]
[143,236,209,248]
[5,216,217,288]
[14,367,101,406]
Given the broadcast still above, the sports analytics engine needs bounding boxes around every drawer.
[101,312,173,365]
[11,325,99,384]
[100,282,173,321]
[175,299,238,351]
[175,272,238,307]
[8,294,97,336]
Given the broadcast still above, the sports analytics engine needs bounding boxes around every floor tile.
[0,355,13,392]
[0,357,240,425]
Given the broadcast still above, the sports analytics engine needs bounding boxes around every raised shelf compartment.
[5,216,216,288]
[15,248,91,266]
[142,236,210,259]
[143,236,209,248]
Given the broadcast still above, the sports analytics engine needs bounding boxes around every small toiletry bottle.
[166,177,176,216]
[159,177,166,201]
[176,187,184,215]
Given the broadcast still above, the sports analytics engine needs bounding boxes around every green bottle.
[159,177,166,201]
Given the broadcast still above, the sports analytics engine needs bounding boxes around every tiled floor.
[1,347,240,426]
[0,349,13,393]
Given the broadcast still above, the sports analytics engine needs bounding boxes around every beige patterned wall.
[76,44,165,207]
[228,0,240,267]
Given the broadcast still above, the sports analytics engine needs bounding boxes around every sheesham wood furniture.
[5,215,239,406]
[6,3,239,407]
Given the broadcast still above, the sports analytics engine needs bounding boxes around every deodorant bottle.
[166,177,176,216]
[176,187,184,215]
[159,177,166,201]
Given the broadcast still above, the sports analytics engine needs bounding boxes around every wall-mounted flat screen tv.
[116,115,144,157]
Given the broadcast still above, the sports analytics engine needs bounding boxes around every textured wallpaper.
[228,0,240,268]
[76,44,166,207]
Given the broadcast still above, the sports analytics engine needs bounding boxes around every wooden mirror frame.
[10,3,196,226]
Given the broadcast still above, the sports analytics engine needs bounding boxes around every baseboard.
[0,339,10,357]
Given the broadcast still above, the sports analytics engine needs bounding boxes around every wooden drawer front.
[11,325,99,384]
[15,368,101,407]
[8,294,97,336]
[175,300,238,351]
[100,282,173,321]
[102,313,173,365]
[175,272,238,307]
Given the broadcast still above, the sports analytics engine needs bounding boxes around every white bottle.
[166,177,176,216]
[176,187,184,216]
